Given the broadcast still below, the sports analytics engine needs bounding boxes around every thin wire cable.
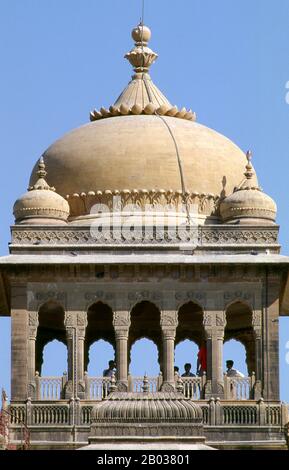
[155,113,193,225]
[141,0,145,26]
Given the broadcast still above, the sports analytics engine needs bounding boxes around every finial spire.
[244,150,254,180]
[125,23,158,74]
[90,23,196,122]
[142,373,149,393]
[234,150,260,192]
[37,156,47,179]
[109,371,117,393]
[29,157,55,192]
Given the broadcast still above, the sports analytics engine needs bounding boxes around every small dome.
[220,151,277,225]
[13,157,70,225]
[92,391,203,422]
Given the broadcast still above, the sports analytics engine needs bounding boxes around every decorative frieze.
[224,290,254,309]
[11,225,279,248]
[127,291,163,309]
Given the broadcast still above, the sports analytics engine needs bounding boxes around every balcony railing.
[10,399,289,428]
[35,372,67,400]
[33,371,256,400]
[84,375,111,400]
[181,376,204,400]
[224,373,256,400]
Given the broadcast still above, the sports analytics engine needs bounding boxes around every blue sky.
[0,0,288,401]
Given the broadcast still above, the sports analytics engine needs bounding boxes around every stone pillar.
[76,312,87,399]
[64,312,77,399]
[204,311,226,398]
[262,273,280,400]
[27,311,39,399]
[113,311,131,391]
[65,326,75,399]
[11,284,28,401]
[160,311,178,391]
[64,311,88,399]
[252,309,262,399]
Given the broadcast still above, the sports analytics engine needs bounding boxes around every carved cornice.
[65,189,219,218]
[11,225,279,248]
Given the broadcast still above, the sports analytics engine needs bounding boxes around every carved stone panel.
[113,311,131,331]
[160,311,178,329]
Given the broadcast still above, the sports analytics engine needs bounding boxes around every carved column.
[11,284,28,401]
[64,312,77,399]
[113,311,131,391]
[262,273,280,400]
[160,311,178,391]
[252,309,262,399]
[27,312,39,399]
[204,311,226,398]
[76,312,88,399]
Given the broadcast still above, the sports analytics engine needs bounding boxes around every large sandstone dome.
[31,115,253,199]
[27,23,263,224]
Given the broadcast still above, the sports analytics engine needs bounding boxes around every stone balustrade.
[180,376,204,400]
[84,375,111,400]
[35,372,67,400]
[9,399,289,428]
[224,373,255,400]
[33,372,258,400]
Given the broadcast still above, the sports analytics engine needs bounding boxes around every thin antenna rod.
[141,0,145,25]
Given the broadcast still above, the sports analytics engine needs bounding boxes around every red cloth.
[198,346,207,371]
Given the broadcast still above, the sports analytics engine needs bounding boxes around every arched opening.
[223,339,248,376]
[36,301,66,376]
[128,301,162,390]
[129,338,160,392]
[87,339,115,376]
[85,301,115,372]
[128,301,162,366]
[86,338,115,399]
[176,301,205,348]
[176,302,205,381]
[130,338,160,376]
[42,339,67,376]
[225,302,255,375]
[175,339,199,377]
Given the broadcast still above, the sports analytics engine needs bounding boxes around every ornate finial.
[176,375,184,394]
[109,371,117,393]
[28,157,55,192]
[132,23,151,46]
[142,373,149,393]
[37,156,47,179]
[244,150,254,180]
[125,23,158,74]
[233,149,261,193]
[90,23,196,122]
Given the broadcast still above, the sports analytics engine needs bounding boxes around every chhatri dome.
[27,23,274,224]
[220,151,277,225]
[13,157,69,225]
